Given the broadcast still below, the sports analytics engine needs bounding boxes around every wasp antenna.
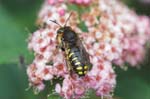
[64,12,73,27]
[50,20,62,27]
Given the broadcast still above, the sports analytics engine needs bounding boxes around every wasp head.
[57,27,64,35]
[59,27,78,44]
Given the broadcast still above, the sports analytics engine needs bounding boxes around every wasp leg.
[88,63,93,70]
[61,47,65,51]
[56,41,65,51]
[65,55,71,71]
[64,53,74,77]
[56,45,65,51]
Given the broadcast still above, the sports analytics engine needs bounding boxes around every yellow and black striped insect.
[50,13,92,76]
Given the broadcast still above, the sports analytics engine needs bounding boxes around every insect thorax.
[62,27,78,44]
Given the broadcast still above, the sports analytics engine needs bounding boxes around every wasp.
[50,13,92,76]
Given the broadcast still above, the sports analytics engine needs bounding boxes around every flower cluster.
[47,0,91,6]
[27,0,150,99]
[69,0,91,5]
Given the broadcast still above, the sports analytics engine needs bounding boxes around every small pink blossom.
[48,0,56,5]
[69,0,91,5]
[55,83,62,93]
[96,82,114,97]
[58,8,66,16]
[48,0,64,5]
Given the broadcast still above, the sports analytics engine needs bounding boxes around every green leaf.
[115,64,150,99]
[0,0,40,64]
[78,21,88,32]
[0,64,41,99]
[67,3,90,14]
[67,4,80,12]
[0,7,27,63]
[0,63,61,99]
[122,0,150,15]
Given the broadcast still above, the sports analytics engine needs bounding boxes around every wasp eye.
[57,31,61,34]
[57,29,64,34]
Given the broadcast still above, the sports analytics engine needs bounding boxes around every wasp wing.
[76,38,92,70]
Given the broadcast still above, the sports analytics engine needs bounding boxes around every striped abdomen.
[67,47,89,76]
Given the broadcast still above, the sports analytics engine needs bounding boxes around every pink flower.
[96,82,114,97]
[58,8,66,16]
[69,0,91,5]
[48,0,64,5]
[48,0,56,5]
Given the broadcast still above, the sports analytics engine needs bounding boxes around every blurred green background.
[0,0,150,99]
